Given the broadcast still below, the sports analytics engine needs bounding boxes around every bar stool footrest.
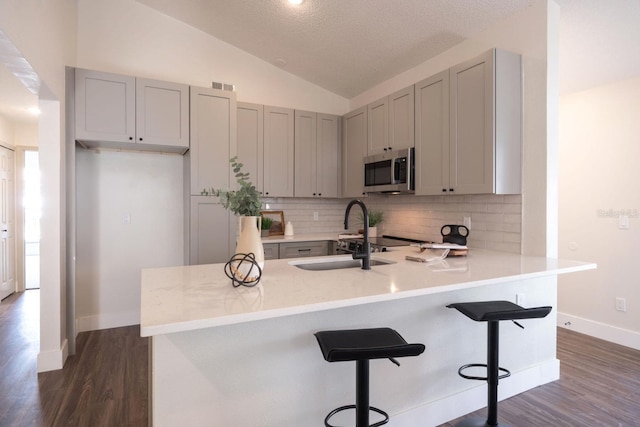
[324,404,390,427]
[458,363,511,381]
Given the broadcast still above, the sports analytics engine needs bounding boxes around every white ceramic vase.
[233,216,265,282]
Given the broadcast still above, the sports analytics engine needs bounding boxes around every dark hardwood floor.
[0,291,148,426]
[1,290,639,426]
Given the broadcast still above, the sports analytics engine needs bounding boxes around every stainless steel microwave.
[363,147,415,194]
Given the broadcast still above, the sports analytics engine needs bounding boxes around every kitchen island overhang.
[141,248,595,426]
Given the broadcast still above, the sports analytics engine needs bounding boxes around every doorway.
[23,150,40,289]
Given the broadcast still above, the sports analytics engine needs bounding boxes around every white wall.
[14,122,39,147]
[0,0,77,372]
[349,0,557,257]
[0,114,14,145]
[76,149,184,331]
[558,76,640,349]
[76,0,349,115]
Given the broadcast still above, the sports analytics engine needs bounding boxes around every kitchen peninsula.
[141,248,595,426]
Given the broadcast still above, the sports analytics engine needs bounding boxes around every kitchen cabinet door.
[367,85,414,156]
[294,111,340,198]
[237,102,264,193]
[449,49,521,195]
[279,241,330,259]
[263,106,294,197]
[189,86,237,195]
[263,243,279,260]
[415,70,450,196]
[189,197,235,265]
[388,85,415,151]
[342,106,368,198]
[136,78,189,148]
[294,110,317,197]
[367,96,388,155]
[316,113,340,198]
[75,68,135,143]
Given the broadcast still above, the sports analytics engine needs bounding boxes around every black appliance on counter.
[335,235,429,255]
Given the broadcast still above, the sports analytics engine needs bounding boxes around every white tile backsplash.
[267,193,522,253]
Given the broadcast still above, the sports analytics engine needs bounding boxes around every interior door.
[0,146,15,301]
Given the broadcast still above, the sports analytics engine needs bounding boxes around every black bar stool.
[314,327,425,427]
[446,300,552,427]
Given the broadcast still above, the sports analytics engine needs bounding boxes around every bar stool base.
[456,416,510,427]
[324,404,389,427]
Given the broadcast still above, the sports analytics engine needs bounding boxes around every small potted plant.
[261,216,273,237]
[358,210,384,238]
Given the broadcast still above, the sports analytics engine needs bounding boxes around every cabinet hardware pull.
[449,188,454,192]
[298,248,311,252]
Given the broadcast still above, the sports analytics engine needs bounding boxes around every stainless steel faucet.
[344,199,371,270]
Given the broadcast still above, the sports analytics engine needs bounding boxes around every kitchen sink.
[290,257,397,271]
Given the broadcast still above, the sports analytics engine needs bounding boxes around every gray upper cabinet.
[449,49,521,195]
[367,96,388,155]
[237,102,264,193]
[263,106,294,197]
[367,85,414,156]
[294,111,339,198]
[342,106,368,198]
[415,70,450,196]
[415,49,522,196]
[75,69,135,144]
[388,86,415,151]
[75,68,189,153]
[316,113,340,198]
[189,86,237,195]
[136,78,189,148]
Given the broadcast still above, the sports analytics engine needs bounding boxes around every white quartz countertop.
[140,248,595,337]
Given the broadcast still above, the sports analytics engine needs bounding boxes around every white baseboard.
[76,310,140,333]
[389,359,560,426]
[558,312,640,351]
[37,338,68,373]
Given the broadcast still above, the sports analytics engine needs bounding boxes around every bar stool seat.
[315,327,425,427]
[447,301,552,427]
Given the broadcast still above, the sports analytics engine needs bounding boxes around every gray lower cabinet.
[189,197,235,265]
[279,241,331,259]
[263,243,279,260]
[264,241,331,259]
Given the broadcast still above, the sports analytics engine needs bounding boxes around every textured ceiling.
[137,0,532,98]
[1,0,640,125]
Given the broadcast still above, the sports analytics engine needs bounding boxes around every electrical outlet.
[516,293,526,307]
[123,213,131,224]
[313,212,319,221]
[615,297,627,312]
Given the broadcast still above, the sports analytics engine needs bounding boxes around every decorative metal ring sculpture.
[224,252,262,287]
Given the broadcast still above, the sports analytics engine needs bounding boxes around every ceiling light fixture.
[26,106,41,115]
[287,0,304,5]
